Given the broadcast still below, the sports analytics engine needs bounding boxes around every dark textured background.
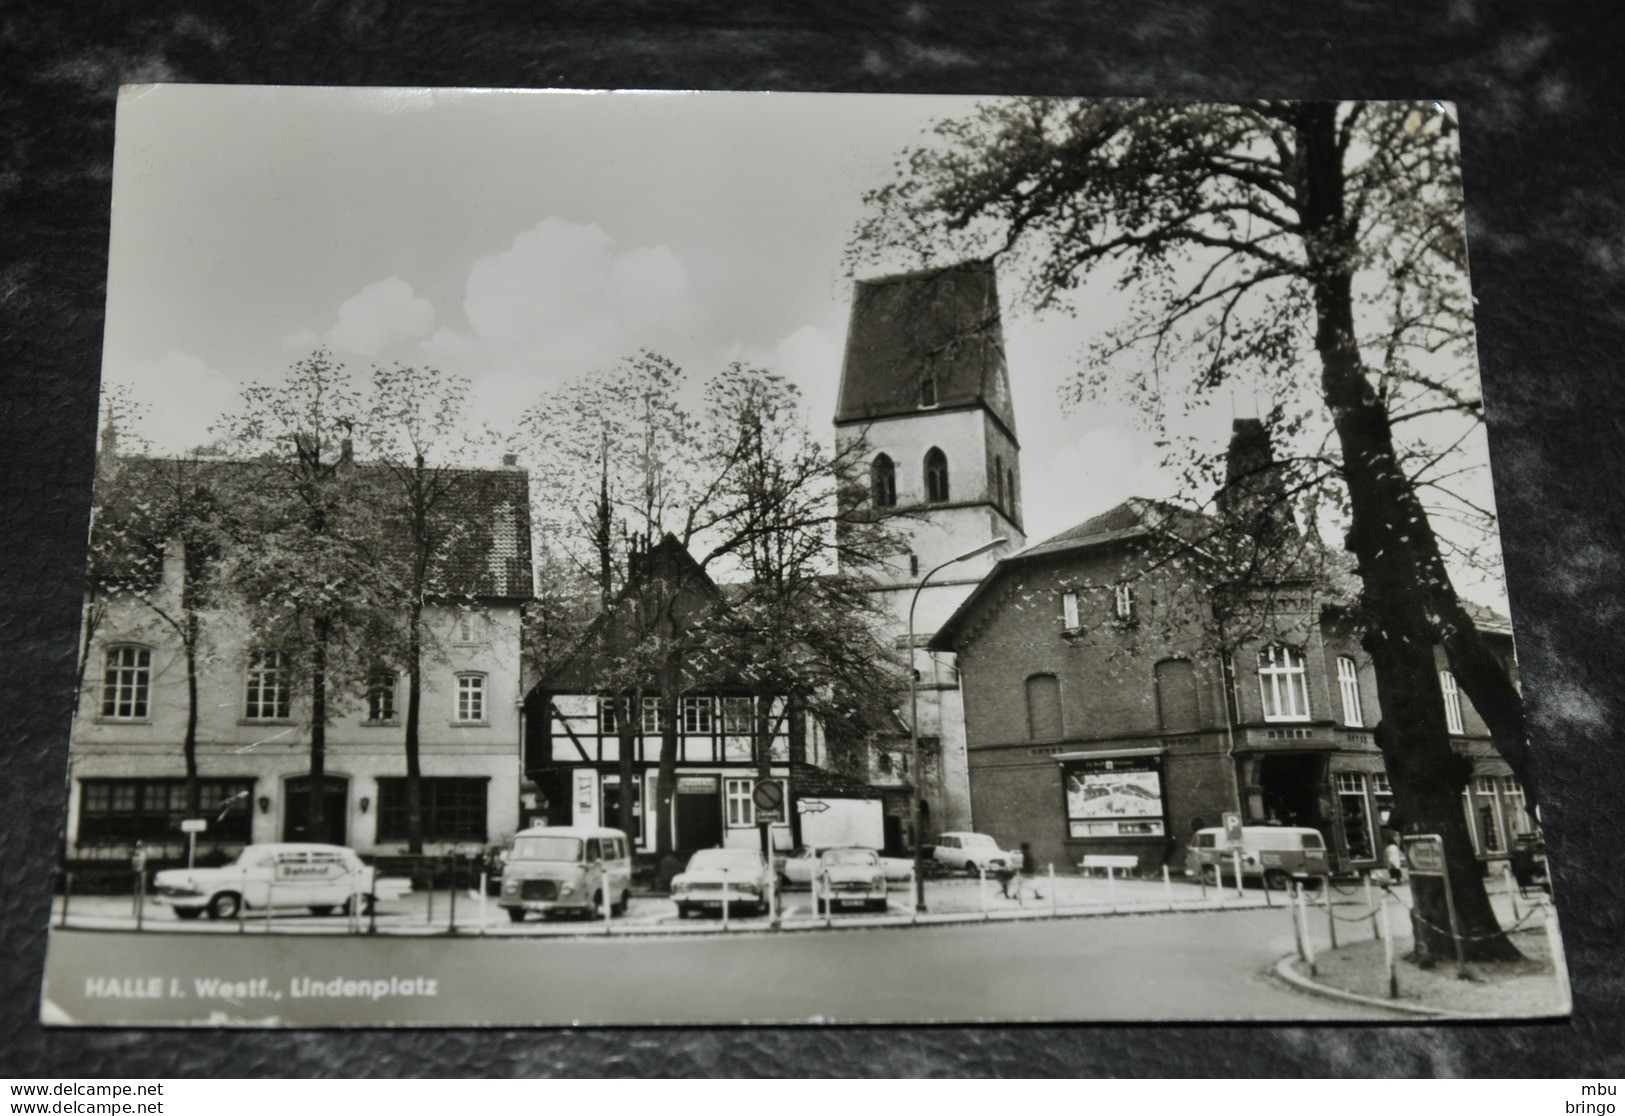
[3,0,1623,1078]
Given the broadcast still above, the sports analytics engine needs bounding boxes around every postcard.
[42,86,1567,1026]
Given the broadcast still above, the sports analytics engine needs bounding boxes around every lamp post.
[908,536,1007,911]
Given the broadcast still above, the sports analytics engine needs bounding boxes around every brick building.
[930,422,1531,876]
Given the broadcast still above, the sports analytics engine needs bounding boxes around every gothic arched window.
[994,455,1004,509]
[924,448,950,503]
[871,453,897,508]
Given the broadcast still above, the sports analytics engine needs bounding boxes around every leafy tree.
[855,98,1523,959]
[213,349,387,845]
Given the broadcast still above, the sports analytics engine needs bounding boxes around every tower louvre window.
[994,455,1004,508]
[924,448,950,503]
[871,453,897,508]
[919,374,937,407]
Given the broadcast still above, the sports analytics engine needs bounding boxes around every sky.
[99,85,1508,610]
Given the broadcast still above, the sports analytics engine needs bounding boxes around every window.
[366,670,398,723]
[1257,645,1310,722]
[455,612,482,644]
[1441,670,1464,734]
[78,778,254,845]
[1006,468,1016,514]
[1473,774,1504,853]
[1335,772,1375,860]
[599,696,620,734]
[101,645,151,719]
[642,697,660,734]
[1336,656,1363,727]
[994,456,1004,509]
[924,448,950,503]
[725,778,756,827]
[919,374,937,407]
[375,777,488,843]
[1501,776,1533,840]
[871,454,897,508]
[722,696,753,734]
[1062,590,1080,630]
[681,696,714,734]
[1025,674,1063,741]
[245,650,292,721]
[1372,772,1395,829]
[1155,659,1201,733]
[455,674,486,723]
[1113,582,1136,624]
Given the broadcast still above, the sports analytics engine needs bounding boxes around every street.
[42,905,1400,1026]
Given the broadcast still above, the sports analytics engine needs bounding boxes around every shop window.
[871,454,897,509]
[1025,674,1063,741]
[1257,645,1311,722]
[78,778,254,845]
[924,448,950,503]
[1155,659,1201,733]
[724,778,756,827]
[376,777,488,843]
[1336,656,1363,727]
[1441,670,1464,734]
[101,645,151,719]
[1335,771,1375,861]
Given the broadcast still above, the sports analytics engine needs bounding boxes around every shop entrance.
[1254,753,1325,829]
[675,775,722,851]
[282,775,349,844]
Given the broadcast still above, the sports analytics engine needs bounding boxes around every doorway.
[1254,753,1326,829]
[675,776,722,851]
[282,775,349,844]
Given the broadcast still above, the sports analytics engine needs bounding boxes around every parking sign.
[1222,812,1244,847]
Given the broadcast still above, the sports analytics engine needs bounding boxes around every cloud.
[723,324,842,437]
[325,277,435,356]
[105,351,244,454]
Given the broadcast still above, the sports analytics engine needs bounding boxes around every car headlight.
[672,880,688,894]
[871,875,885,887]
[504,880,518,894]
[559,883,575,897]
[735,882,759,895]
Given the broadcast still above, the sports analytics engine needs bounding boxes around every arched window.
[871,453,897,508]
[1257,645,1310,722]
[101,645,152,719]
[1155,659,1201,733]
[924,448,950,503]
[1336,656,1363,727]
[1440,670,1464,734]
[1025,674,1063,741]
[994,455,1004,509]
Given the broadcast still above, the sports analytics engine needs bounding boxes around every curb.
[1271,954,1488,1019]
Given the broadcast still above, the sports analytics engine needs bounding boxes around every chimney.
[502,452,518,468]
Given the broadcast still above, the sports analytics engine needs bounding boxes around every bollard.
[265,877,275,933]
[1504,862,1520,923]
[721,868,730,934]
[447,857,459,935]
[237,885,246,934]
[1289,882,1307,962]
[979,865,988,920]
[909,866,918,924]
[1232,849,1244,898]
[425,867,435,926]
[59,871,72,930]
[1050,863,1058,918]
[133,869,145,932]
[1364,871,1375,916]
[823,871,833,929]
[478,872,488,937]
[368,873,378,936]
[1107,865,1117,913]
[1381,895,1397,997]
[603,872,614,937]
[1297,884,1317,977]
[1198,861,1208,903]
[1324,874,1338,950]
[1162,864,1174,911]
[1214,862,1225,908]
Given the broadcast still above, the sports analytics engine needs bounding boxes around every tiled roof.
[835,259,1018,436]
[1016,497,1207,560]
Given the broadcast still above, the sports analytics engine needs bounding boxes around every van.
[497,825,633,922]
[1184,826,1327,889]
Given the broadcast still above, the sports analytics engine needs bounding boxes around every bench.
[1079,854,1140,879]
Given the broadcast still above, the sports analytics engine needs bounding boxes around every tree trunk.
[616,689,639,841]
[655,684,680,858]
[404,600,424,854]
[182,618,201,820]
[307,637,329,845]
[1299,103,1518,961]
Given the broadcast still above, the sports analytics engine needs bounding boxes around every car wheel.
[205,892,241,921]
[174,907,204,921]
[677,902,691,920]
[1264,869,1289,892]
[309,905,335,917]
[613,891,629,917]
[506,908,526,923]
[590,891,605,920]
[965,861,980,877]
[342,895,376,916]
[1201,864,1220,887]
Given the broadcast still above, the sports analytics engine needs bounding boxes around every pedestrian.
[1382,831,1406,884]
[1021,841,1040,900]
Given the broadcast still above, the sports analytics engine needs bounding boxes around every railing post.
[133,868,145,932]
[978,865,988,920]
[1049,864,1057,918]
[1232,849,1244,898]
[1107,865,1117,913]
[1504,862,1520,923]
[1381,895,1397,997]
[264,876,274,934]
[909,866,919,924]
[1324,874,1338,950]
[1296,884,1316,977]
[721,868,730,934]
[1162,864,1173,911]
[59,870,72,930]
[447,856,459,935]
[478,871,488,936]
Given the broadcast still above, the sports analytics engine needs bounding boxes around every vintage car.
[778,845,912,888]
[1184,826,1329,889]
[671,848,772,919]
[152,843,412,920]
[811,847,890,913]
[931,832,1018,876]
[498,825,633,922]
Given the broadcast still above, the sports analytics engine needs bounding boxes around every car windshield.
[821,849,877,866]
[688,850,761,871]
[509,836,582,862]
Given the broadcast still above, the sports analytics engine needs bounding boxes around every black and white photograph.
[39,85,1571,1028]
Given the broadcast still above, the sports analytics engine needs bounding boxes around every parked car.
[498,825,632,922]
[671,848,772,918]
[932,832,1017,876]
[1184,825,1328,889]
[152,843,412,920]
[812,847,889,913]
[779,845,912,887]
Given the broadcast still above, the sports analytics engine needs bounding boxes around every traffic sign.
[752,780,784,812]
[1222,812,1244,847]
[1404,834,1447,877]
[180,818,207,834]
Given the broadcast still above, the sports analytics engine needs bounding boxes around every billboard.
[1063,756,1166,838]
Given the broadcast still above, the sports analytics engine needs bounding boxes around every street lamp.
[908,536,1007,911]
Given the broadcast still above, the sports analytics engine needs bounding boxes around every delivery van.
[1184,825,1328,889]
[497,825,632,922]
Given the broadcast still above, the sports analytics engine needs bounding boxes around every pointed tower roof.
[835,258,1018,439]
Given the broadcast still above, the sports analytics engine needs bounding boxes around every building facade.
[832,259,1026,838]
[68,457,532,865]
[931,438,1530,876]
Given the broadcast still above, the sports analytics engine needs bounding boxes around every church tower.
[834,258,1025,836]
